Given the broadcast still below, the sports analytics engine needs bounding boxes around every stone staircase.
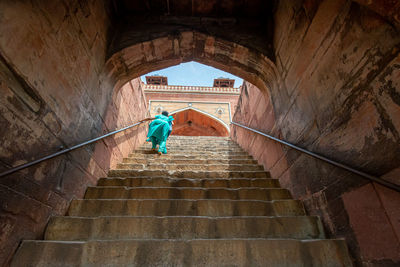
[11,136,352,266]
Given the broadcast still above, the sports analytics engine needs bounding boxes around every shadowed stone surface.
[97,177,280,188]
[44,216,326,240]
[107,169,270,179]
[12,239,352,267]
[67,199,306,217]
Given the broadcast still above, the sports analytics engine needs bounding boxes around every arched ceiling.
[107,0,399,61]
[104,0,399,99]
[108,0,276,59]
[112,0,274,17]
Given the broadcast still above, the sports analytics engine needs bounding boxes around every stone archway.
[104,30,280,97]
[170,108,229,137]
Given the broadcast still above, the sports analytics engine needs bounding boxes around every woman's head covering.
[162,111,169,116]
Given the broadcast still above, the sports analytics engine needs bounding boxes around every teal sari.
[146,115,174,154]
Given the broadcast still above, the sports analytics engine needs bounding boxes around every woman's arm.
[139,117,155,123]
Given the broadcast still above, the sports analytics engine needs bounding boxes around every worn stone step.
[115,163,264,172]
[140,146,242,151]
[158,139,236,144]
[97,177,280,188]
[108,169,270,179]
[138,148,245,153]
[141,143,241,147]
[12,239,353,267]
[168,137,231,140]
[127,153,253,160]
[84,187,292,200]
[122,157,258,165]
[163,136,231,139]
[148,140,235,145]
[45,216,325,241]
[67,199,306,217]
[136,147,244,151]
[132,149,249,155]
[155,143,239,148]
[169,136,231,139]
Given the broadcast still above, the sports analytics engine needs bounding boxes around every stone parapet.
[143,83,241,95]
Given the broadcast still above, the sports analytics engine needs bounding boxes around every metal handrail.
[231,121,400,192]
[0,121,146,178]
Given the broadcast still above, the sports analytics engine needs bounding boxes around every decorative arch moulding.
[169,106,231,133]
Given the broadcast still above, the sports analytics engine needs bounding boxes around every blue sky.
[140,61,243,87]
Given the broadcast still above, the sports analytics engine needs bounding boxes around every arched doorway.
[170,108,230,137]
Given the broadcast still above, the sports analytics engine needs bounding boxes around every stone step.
[108,169,270,179]
[140,145,242,150]
[115,163,264,172]
[141,142,241,147]
[122,157,258,165]
[12,239,353,266]
[127,153,253,160]
[168,138,231,141]
[139,148,245,153]
[67,199,306,217]
[84,187,292,200]
[137,146,243,150]
[169,136,231,139]
[132,149,249,155]
[158,140,237,144]
[156,143,239,147]
[97,177,280,188]
[44,216,325,241]
[159,136,235,143]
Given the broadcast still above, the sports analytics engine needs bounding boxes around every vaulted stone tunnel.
[0,0,399,266]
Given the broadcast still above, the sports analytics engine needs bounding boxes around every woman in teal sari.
[140,111,174,154]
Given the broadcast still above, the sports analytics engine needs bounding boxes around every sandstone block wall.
[0,2,147,265]
[232,1,400,265]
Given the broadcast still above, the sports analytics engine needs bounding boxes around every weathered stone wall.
[0,2,147,265]
[232,1,400,265]
[231,82,284,179]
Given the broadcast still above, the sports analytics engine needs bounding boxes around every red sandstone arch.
[170,108,229,137]
[104,31,280,97]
